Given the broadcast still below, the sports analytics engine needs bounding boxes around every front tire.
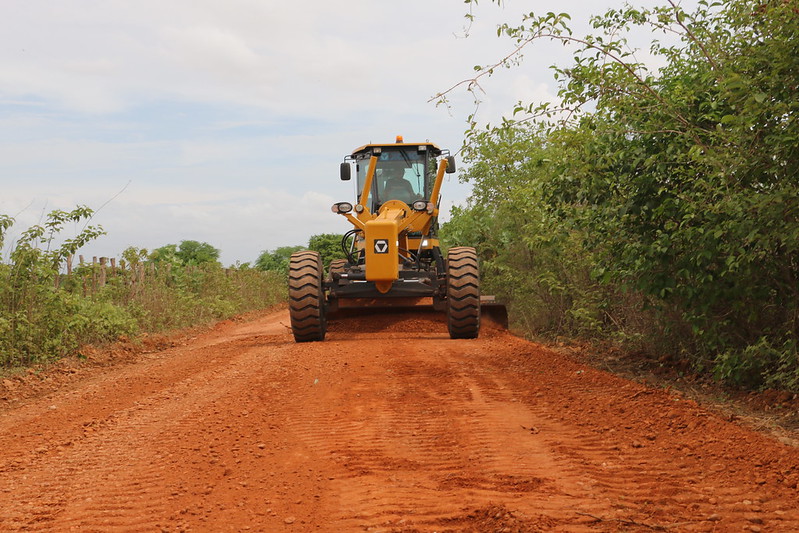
[289,251,326,342]
[446,246,480,339]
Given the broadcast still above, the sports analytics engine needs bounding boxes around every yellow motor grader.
[289,136,504,342]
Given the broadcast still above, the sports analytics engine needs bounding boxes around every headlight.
[411,200,427,212]
[331,202,353,214]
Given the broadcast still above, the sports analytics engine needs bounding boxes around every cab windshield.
[355,148,434,209]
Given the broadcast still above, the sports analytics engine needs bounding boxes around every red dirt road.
[1,309,798,532]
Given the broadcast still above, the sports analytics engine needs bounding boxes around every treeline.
[0,207,284,368]
[255,233,348,274]
[442,0,799,391]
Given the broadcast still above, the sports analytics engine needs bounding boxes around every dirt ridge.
[1,309,797,531]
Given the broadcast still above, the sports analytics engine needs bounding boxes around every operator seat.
[384,177,416,204]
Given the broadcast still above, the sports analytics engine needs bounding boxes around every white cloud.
[1,182,351,265]
[0,0,696,264]
[161,25,264,79]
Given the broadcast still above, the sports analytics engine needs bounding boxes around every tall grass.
[0,208,285,368]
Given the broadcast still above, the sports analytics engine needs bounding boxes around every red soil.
[1,309,797,531]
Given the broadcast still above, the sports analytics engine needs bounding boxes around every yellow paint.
[364,219,399,283]
[333,141,452,293]
[358,155,378,213]
[429,157,448,209]
[375,281,393,294]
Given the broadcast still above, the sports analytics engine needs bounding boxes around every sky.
[0,0,688,266]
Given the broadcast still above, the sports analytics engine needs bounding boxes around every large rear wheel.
[446,246,480,339]
[289,251,326,342]
[327,258,347,281]
[326,258,348,314]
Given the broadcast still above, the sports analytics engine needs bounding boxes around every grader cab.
[288,137,503,342]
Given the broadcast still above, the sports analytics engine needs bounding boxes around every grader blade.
[480,295,509,329]
[327,295,508,330]
[326,297,438,322]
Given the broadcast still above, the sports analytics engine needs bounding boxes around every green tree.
[442,125,610,337]
[308,233,348,268]
[149,244,179,264]
[256,234,351,274]
[0,206,109,366]
[150,241,220,266]
[121,246,149,267]
[176,240,221,266]
[443,0,799,390]
[255,245,304,273]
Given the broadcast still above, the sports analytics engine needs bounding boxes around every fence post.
[99,257,107,288]
[92,257,98,294]
[56,254,74,290]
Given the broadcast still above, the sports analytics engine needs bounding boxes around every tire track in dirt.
[0,320,294,532]
[1,309,798,532]
[274,326,676,531]
[457,334,799,531]
[278,339,560,530]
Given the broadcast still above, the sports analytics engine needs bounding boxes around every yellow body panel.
[364,219,399,290]
[430,158,449,209]
[357,155,379,217]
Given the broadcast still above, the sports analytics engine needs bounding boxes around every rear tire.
[289,251,326,342]
[326,258,348,314]
[446,246,481,339]
[327,258,347,281]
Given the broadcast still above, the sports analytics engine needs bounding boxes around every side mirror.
[340,162,351,181]
[445,155,457,174]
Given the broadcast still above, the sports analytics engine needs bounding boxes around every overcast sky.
[0,0,688,266]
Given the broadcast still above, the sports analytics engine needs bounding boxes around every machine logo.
[374,239,389,254]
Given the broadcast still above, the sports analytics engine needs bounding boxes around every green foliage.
[0,211,284,368]
[149,243,179,264]
[256,234,350,274]
[0,207,107,366]
[121,246,149,266]
[7,206,105,275]
[308,233,349,269]
[255,245,304,274]
[176,240,221,266]
[446,0,799,391]
[117,263,283,333]
[150,240,221,266]
[64,297,138,347]
[442,125,636,340]
[0,214,14,249]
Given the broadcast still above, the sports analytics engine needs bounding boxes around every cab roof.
[350,140,443,158]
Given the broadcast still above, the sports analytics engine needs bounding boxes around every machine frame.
[288,137,485,342]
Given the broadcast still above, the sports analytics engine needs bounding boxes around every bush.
[443,0,799,391]
[0,211,285,368]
